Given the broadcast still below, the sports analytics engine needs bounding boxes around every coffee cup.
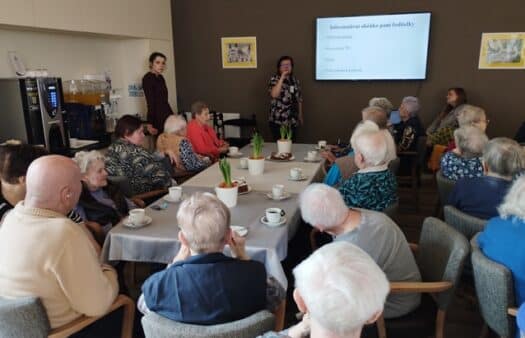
[129,208,146,225]
[272,184,285,199]
[169,186,182,201]
[265,208,285,224]
[318,140,327,149]
[239,157,249,169]
[307,150,317,161]
[229,146,239,155]
[290,167,303,179]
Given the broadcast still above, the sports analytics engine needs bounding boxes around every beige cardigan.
[0,203,118,328]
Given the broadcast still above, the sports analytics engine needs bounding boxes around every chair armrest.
[508,307,518,317]
[390,281,453,294]
[272,300,286,332]
[132,188,168,201]
[48,294,135,338]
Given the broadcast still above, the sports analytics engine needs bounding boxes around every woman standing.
[268,56,303,141]
[142,52,174,134]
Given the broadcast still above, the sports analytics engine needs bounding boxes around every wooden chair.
[0,294,135,338]
[376,217,469,338]
[223,113,258,148]
[471,234,517,338]
[210,110,225,140]
[396,136,427,210]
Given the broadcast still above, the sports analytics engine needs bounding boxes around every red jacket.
[187,119,224,160]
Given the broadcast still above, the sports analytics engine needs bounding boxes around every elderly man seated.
[140,192,284,325]
[0,155,119,329]
[261,241,389,338]
[338,120,398,211]
[300,183,421,319]
[440,125,488,181]
[448,137,524,219]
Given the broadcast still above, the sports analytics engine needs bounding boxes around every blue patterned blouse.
[440,151,483,181]
[338,169,398,211]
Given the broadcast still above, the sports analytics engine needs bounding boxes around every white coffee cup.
[307,150,317,161]
[239,157,249,169]
[318,140,327,149]
[129,208,146,225]
[229,146,239,155]
[290,167,303,179]
[272,184,285,199]
[169,186,182,201]
[266,208,285,224]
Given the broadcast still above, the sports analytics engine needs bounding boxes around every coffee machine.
[0,77,70,154]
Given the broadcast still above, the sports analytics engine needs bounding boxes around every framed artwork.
[478,32,525,69]
[221,36,257,69]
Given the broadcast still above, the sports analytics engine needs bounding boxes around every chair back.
[388,157,400,175]
[471,234,515,338]
[444,205,487,240]
[0,296,50,338]
[210,111,225,140]
[416,136,428,168]
[141,310,275,338]
[223,114,258,148]
[416,217,469,310]
[383,201,399,219]
[436,170,455,205]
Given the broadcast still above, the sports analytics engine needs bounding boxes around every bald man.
[0,155,119,329]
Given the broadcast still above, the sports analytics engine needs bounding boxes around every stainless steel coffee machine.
[0,77,69,154]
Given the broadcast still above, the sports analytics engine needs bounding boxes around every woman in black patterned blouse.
[105,115,176,195]
[268,56,303,141]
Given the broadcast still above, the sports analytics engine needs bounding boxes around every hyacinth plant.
[251,132,264,159]
[279,124,293,140]
[218,158,233,187]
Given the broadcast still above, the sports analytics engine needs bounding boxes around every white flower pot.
[215,184,238,208]
[248,157,265,176]
[277,140,292,154]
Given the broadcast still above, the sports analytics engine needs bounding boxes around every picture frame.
[478,32,525,69]
[221,36,257,69]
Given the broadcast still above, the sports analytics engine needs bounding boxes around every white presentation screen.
[316,12,431,80]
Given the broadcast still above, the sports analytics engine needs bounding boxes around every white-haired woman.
[393,96,425,152]
[157,114,211,172]
[445,104,489,151]
[440,126,488,181]
[477,175,525,312]
[73,150,139,243]
[369,97,394,116]
[338,121,398,211]
[448,138,524,219]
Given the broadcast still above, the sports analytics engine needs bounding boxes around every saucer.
[230,225,248,237]
[303,157,321,163]
[123,215,152,229]
[266,154,295,162]
[288,175,308,181]
[266,192,292,201]
[238,185,252,195]
[163,194,186,203]
[227,152,243,158]
[260,215,287,227]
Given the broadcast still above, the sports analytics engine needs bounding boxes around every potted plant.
[215,158,238,208]
[277,124,293,154]
[248,132,265,175]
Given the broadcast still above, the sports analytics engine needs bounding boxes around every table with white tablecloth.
[101,143,325,290]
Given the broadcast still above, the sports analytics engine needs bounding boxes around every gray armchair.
[141,310,276,338]
[0,297,49,338]
[471,234,516,338]
[377,217,470,338]
[444,205,487,240]
[435,170,455,217]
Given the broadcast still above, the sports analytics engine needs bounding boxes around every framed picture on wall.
[221,36,257,69]
[478,32,525,69]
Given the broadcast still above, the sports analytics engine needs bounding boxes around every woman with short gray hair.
[440,126,488,180]
[457,104,488,130]
[448,137,524,219]
[477,176,525,312]
[157,114,211,172]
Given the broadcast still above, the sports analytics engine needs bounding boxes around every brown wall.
[172,0,525,143]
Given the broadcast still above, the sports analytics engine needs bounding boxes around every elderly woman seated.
[440,126,488,181]
[477,176,525,314]
[187,101,229,161]
[338,121,398,211]
[448,138,524,219]
[323,106,396,186]
[260,242,389,338]
[105,115,174,195]
[73,150,139,243]
[446,104,489,151]
[157,115,212,172]
[139,192,285,325]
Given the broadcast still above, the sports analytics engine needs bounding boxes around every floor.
[129,174,490,337]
